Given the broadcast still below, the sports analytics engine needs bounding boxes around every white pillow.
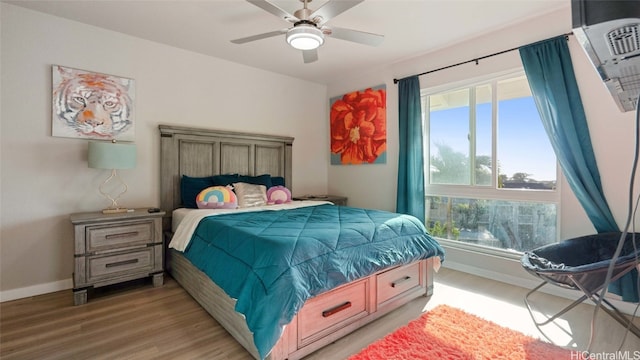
[233,182,268,208]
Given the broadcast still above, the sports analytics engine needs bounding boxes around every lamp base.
[102,208,130,214]
[98,169,130,215]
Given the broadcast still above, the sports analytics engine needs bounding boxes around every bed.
[159,125,445,360]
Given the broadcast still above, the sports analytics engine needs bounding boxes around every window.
[422,71,559,253]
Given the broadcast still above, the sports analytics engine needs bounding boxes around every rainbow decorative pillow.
[267,186,292,205]
[196,186,238,209]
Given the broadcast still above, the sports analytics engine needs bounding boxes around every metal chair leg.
[591,294,640,339]
[525,281,588,326]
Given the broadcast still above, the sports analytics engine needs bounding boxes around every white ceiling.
[5,0,570,84]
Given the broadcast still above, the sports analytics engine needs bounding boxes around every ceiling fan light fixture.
[286,24,324,50]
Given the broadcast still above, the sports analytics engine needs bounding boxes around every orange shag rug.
[349,305,573,360]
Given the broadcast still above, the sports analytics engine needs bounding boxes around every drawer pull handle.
[105,258,139,268]
[391,276,411,288]
[105,231,139,240]
[322,301,352,318]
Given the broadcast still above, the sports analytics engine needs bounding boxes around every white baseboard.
[0,278,73,303]
[442,259,640,316]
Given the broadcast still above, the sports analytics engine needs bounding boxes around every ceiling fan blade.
[302,49,318,64]
[231,29,288,44]
[310,0,364,27]
[327,26,384,46]
[246,0,298,22]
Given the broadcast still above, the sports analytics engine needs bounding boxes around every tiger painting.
[52,65,134,140]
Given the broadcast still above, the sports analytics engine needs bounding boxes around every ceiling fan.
[230,0,384,63]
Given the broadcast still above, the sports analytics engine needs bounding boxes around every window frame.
[421,69,561,254]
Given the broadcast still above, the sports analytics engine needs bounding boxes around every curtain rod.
[393,32,573,84]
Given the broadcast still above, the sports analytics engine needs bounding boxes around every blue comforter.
[182,204,444,359]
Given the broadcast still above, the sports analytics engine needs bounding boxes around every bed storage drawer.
[297,278,370,346]
[376,262,421,305]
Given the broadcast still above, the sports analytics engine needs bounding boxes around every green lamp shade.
[88,141,137,170]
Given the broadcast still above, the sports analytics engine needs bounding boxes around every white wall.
[0,3,329,300]
[326,6,639,298]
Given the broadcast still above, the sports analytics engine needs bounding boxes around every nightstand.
[70,208,165,305]
[293,195,348,206]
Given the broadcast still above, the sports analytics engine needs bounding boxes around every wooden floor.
[2,268,640,359]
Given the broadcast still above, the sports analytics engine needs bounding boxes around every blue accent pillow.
[181,175,214,208]
[237,174,273,188]
[212,174,240,186]
[271,176,285,187]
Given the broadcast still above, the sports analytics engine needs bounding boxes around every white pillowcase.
[233,182,268,208]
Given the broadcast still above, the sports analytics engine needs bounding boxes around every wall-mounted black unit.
[572,0,640,112]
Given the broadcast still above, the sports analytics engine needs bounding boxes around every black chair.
[521,232,640,340]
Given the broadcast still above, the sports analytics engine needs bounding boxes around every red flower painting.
[330,85,386,165]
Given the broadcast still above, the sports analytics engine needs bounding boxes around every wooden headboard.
[159,125,294,231]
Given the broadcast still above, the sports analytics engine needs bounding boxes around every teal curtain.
[520,36,637,302]
[397,76,425,223]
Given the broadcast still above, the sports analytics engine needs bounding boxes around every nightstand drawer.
[86,221,154,252]
[87,247,156,282]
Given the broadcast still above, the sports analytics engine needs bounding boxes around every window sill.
[435,237,524,261]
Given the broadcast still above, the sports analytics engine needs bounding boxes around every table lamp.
[88,140,136,214]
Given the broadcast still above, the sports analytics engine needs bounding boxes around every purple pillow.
[267,186,292,205]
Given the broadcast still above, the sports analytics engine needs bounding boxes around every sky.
[429,96,557,182]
